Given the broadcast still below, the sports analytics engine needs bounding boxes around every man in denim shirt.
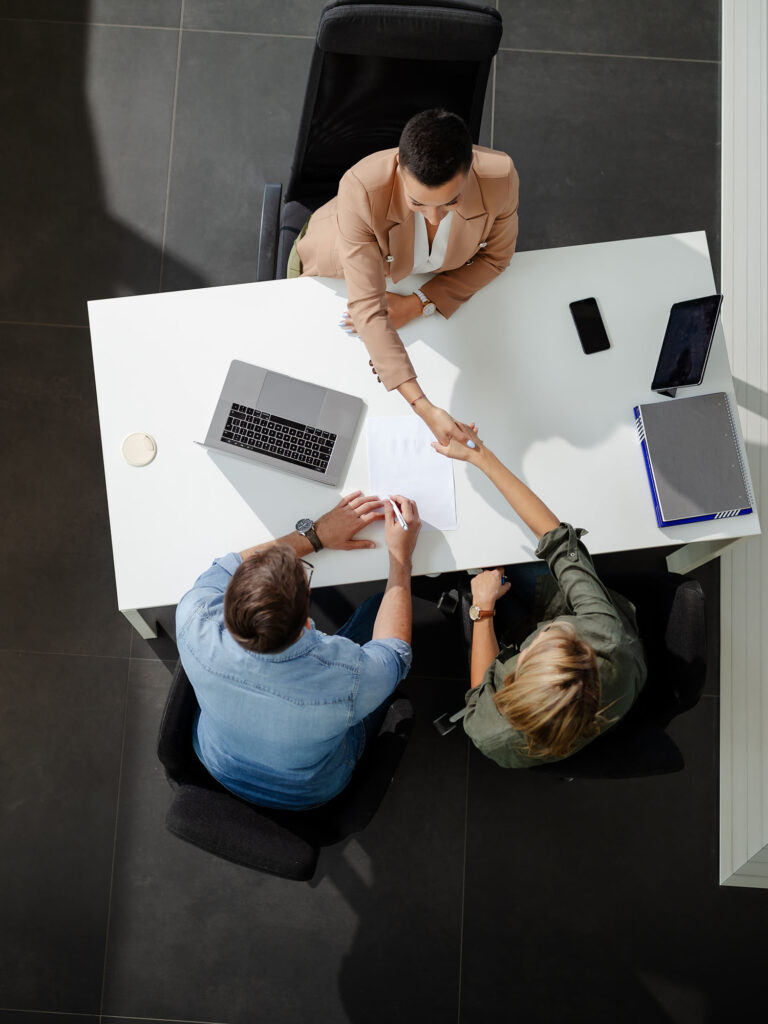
[176,491,421,810]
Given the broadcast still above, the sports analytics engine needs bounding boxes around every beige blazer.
[297,146,519,390]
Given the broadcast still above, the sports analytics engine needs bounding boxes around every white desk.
[88,231,760,637]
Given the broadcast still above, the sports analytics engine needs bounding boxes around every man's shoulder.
[307,629,369,664]
[471,145,515,181]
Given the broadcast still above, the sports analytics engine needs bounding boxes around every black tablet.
[651,294,723,393]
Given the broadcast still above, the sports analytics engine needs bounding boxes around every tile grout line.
[0,320,89,329]
[158,0,186,292]
[184,27,313,40]
[101,1013,233,1022]
[0,16,715,60]
[98,659,133,1023]
[492,0,498,152]
[489,0,498,150]
[0,1011,99,1019]
[490,55,496,149]
[0,646,177,666]
[456,739,471,1024]
[0,647,139,661]
[498,44,720,65]
[0,17,178,30]
[0,16,314,41]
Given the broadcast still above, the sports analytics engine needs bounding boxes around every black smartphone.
[569,297,611,354]
[651,294,723,392]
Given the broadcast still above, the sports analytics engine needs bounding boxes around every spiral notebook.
[634,391,753,527]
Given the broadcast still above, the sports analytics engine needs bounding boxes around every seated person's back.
[176,492,421,808]
[431,427,647,768]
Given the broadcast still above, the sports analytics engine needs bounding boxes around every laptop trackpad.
[258,371,324,423]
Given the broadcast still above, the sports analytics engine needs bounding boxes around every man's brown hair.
[224,544,310,654]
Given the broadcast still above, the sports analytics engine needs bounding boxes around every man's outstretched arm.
[238,491,384,560]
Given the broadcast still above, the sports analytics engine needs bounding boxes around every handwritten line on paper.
[366,416,457,530]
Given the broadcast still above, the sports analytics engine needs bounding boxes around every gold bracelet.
[410,395,427,406]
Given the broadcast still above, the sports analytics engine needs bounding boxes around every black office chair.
[257,0,503,281]
[437,570,707,778]
[157,662,414,880]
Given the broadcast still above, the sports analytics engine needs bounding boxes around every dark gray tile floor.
[2,2,765,1023]
[494,48,721,260]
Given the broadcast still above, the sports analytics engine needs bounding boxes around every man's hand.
[314,492,385,550]
[384,495,421,564]
[471,568,510,611]
[431,421,482,462]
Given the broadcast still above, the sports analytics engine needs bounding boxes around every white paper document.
[366,416,457,530]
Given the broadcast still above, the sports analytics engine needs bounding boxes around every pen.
[388,498,408,530]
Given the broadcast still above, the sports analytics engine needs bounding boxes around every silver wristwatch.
[295,518,323,552]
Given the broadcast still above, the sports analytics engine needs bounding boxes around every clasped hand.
[431,420,481,460]
[471,568,510,610]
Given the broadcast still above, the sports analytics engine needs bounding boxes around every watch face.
[469,605,480,621]
[295,518,312,534]
[424,303,436,316]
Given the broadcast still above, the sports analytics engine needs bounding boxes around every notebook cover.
[634,392,753,527]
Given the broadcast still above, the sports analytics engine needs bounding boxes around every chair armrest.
[256,183,282,281]
[276,200,314,280]
[157,661,202,783]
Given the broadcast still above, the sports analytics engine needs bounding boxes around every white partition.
[719,0,768,888]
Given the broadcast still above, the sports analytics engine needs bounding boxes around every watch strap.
[304,524,323,552]
[470,605,495,621]
[296,519,323,552]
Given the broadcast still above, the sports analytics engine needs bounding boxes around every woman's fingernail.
[467,440,477,449]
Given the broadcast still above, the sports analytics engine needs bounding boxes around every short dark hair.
[398,109,473,187]
[224,544,310,654]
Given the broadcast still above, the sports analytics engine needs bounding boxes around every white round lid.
[122,432,157,467]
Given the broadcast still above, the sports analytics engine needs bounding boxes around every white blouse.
[411,211,454,274]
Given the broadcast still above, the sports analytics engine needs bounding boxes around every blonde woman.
[433,425,647,768]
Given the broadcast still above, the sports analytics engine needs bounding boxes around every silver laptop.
[199,360,364,487]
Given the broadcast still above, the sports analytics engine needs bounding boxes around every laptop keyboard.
[221,403,336,473]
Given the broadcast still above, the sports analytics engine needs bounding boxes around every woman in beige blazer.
[295,110,519,445]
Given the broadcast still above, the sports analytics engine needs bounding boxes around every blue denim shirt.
[176,553,412,809]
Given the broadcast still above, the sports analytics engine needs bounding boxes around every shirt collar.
[228,621,322,662]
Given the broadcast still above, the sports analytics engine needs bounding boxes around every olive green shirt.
[463,523,647,768]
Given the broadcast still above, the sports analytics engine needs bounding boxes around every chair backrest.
[600,571,707,725]
[533,571,707,778]
[285,0,503,208]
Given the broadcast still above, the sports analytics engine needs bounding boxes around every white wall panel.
[720,0,768,886]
